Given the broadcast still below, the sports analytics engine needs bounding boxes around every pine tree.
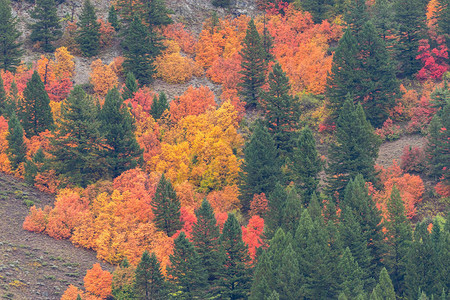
[150,92,169,120]
[98,87,143,178]
[0,0,23,72]
[260,62,301,154]
[143,0,173,28]
[122,17,157,85]
[276,243,302,299]
[393,0,426,77]
[191,199,225,297]
[151,174,182,237]
[326,96,380,195]
[288,127,322,199]
[24,147,45,185]
[212,0,231,8]
[6,112,26,170]
[374,268,396,300]
[250,251,274,300]
[280,187,303,235]
[122,72,138,100]
[108,5,120,31]
[168,231,207,298]
[264,183,287,240]
[297,0,334,23]
[77,0,101,57]
[29,0,62,52]
[238,19,267,108]
[338,247,366,298]
[239,122,283,212]
[344,0,369,34]
[19,71,54,137]
[134,251,167,300]
[50,85,107,187]
[220,213,252,299]
[370,0,398,45]
[385,185,412,295]
[437,0,450,49]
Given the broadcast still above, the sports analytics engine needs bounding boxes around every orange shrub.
[170,85,216,122]
[23,206,51,233]
[84,263,113,299]
[90,59,118,96]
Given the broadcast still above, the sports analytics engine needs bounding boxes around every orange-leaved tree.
[83,263,113,299]
[169,85,216,123]
[90,59,119,96]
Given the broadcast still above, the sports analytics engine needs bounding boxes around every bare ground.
[376,134,426,168]
[0,174,112,300]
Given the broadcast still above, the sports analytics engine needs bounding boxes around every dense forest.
[0,0,449,298]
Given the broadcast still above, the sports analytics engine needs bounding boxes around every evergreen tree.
[151,174,182,237]
[393,0,426,77]
[50,86,107,187]
[220,213,252,299]
[168,231,207,298]
[134,251,167,300]
[239,122,282,212]
[29,0,62,52]
[191,199,225,297]
[122,17,157,85]
[150,92,169,120]
[24,147,45,185]
[280,187,303,234]
[276,243,302,299]
[19,71,54,137]
[238,19,267,108]
[326,97,380,195]
[338,247,365,298]
[344,0,369,34]
[385,185,412,295]
[108,5,120,31]
[374,268,396,300]
[437,0,450,49]
[122,72,138,101]
[77,0,101,57]
[296,0,334,23]
[6,112,26,170]
[98,87,143,178]
[260,62,301,154]
[288,127,322,199]
[264,183,287,240]
[144,0,172,28]
[267,290,280,300]
[212,0,231,8]
[0,0,23,72]
[430,81,450,115]
[370,0,398,45]
[250,251,274,300]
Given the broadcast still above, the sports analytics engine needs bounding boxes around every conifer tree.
[6,112,26,170]
[297,0,334,23]
[374,268,396,300]
[98,87,143,178]
[338,247,366,298]
[29,0,62,52]
[385,185,412,295]
[20,71,54,137]
[261,63,301,154]
[344,0,369,34]
[220,213,252,299]
[77,0,100,57]
[239,122,283,212]
[151,174,182,237]
[212,0,231,8]
[238,19,267,108]
[144,0,173,28]
[191,199,225,297]
[0,0,23,72]
[108,5,120,31]
[50,86,106,187]
[134,251,167,300]
[437,0,450,48]
[326,97,380,195]
[280,187,303,234]
[150,92,169,120]
[263,183,287,240]
[122,17,157,85]
[168,231,207,298]
[288,127,322,199]
[122,72,138,101]
[250,251,274,300]
[24,147,45,185]
[370,0,398,45]
[276,243,302,299]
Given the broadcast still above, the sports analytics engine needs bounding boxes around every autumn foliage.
[84,263,113,299]
[90,59,119,96]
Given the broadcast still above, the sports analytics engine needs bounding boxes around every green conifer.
[98,87,143,178]
[151,174,182,237]
[437,0,450,49]
[296,0,334,23]
[108,5,120,31]
[250,251,274,300]
[150,92,169,120]
[276,244,302,299]
[0,0,23,72]
[134,251,167,300]
[144,0,173,28]
[280,187,302,234]
[264,183,287,239]
[122,73,138,100]
[29,0,62,52]
[20,71,54,137]
[212,0,231,8]
[77,0,101,57]
[24,147,45,185]
[374,267,396,300]
[6,112,26,170]
[238,19,267,108]
[338,247,366,298]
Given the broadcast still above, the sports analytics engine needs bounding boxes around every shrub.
[400,146,426,173]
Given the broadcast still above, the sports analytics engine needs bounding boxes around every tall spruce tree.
[280,187,303,235]
[134,251,167,300]
[212,0,231,7]
[238,122,283,212]
[98,87,143,178]
[150,92,169,120]
[437,0,450,49]
[0,0,23,72]
[276,243,302,299]
[296,0,334,23]
[373,268,396,300]
[370,0,398,45]
[151,174,182,237]
[338,247,366,298]
[326,96,380,194]
[191,199,225,297]
[144,0,172,28]
[250,251,274,300]
[77,0,100,57]
[168,231,207,298]
[122,72,138,100]
[50,86,107,187]
[260,62,301,154]
[6,112,26,170]
[29,0,62,52]
[238,19,267,108]
[108,5,120,31]
[264,183,288,240]
[20,71,54,137]
[288,127,322,199]
[220,213,252,299]
[385,186,412,295]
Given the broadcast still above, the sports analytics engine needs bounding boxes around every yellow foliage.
[90,59,118,96]
[155,52,203,83]
[53,47,75,79]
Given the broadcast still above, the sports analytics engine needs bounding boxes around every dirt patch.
[0,174,112,300]
[376,134,426,168]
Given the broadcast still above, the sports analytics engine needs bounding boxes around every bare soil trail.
[0,174,112,300]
